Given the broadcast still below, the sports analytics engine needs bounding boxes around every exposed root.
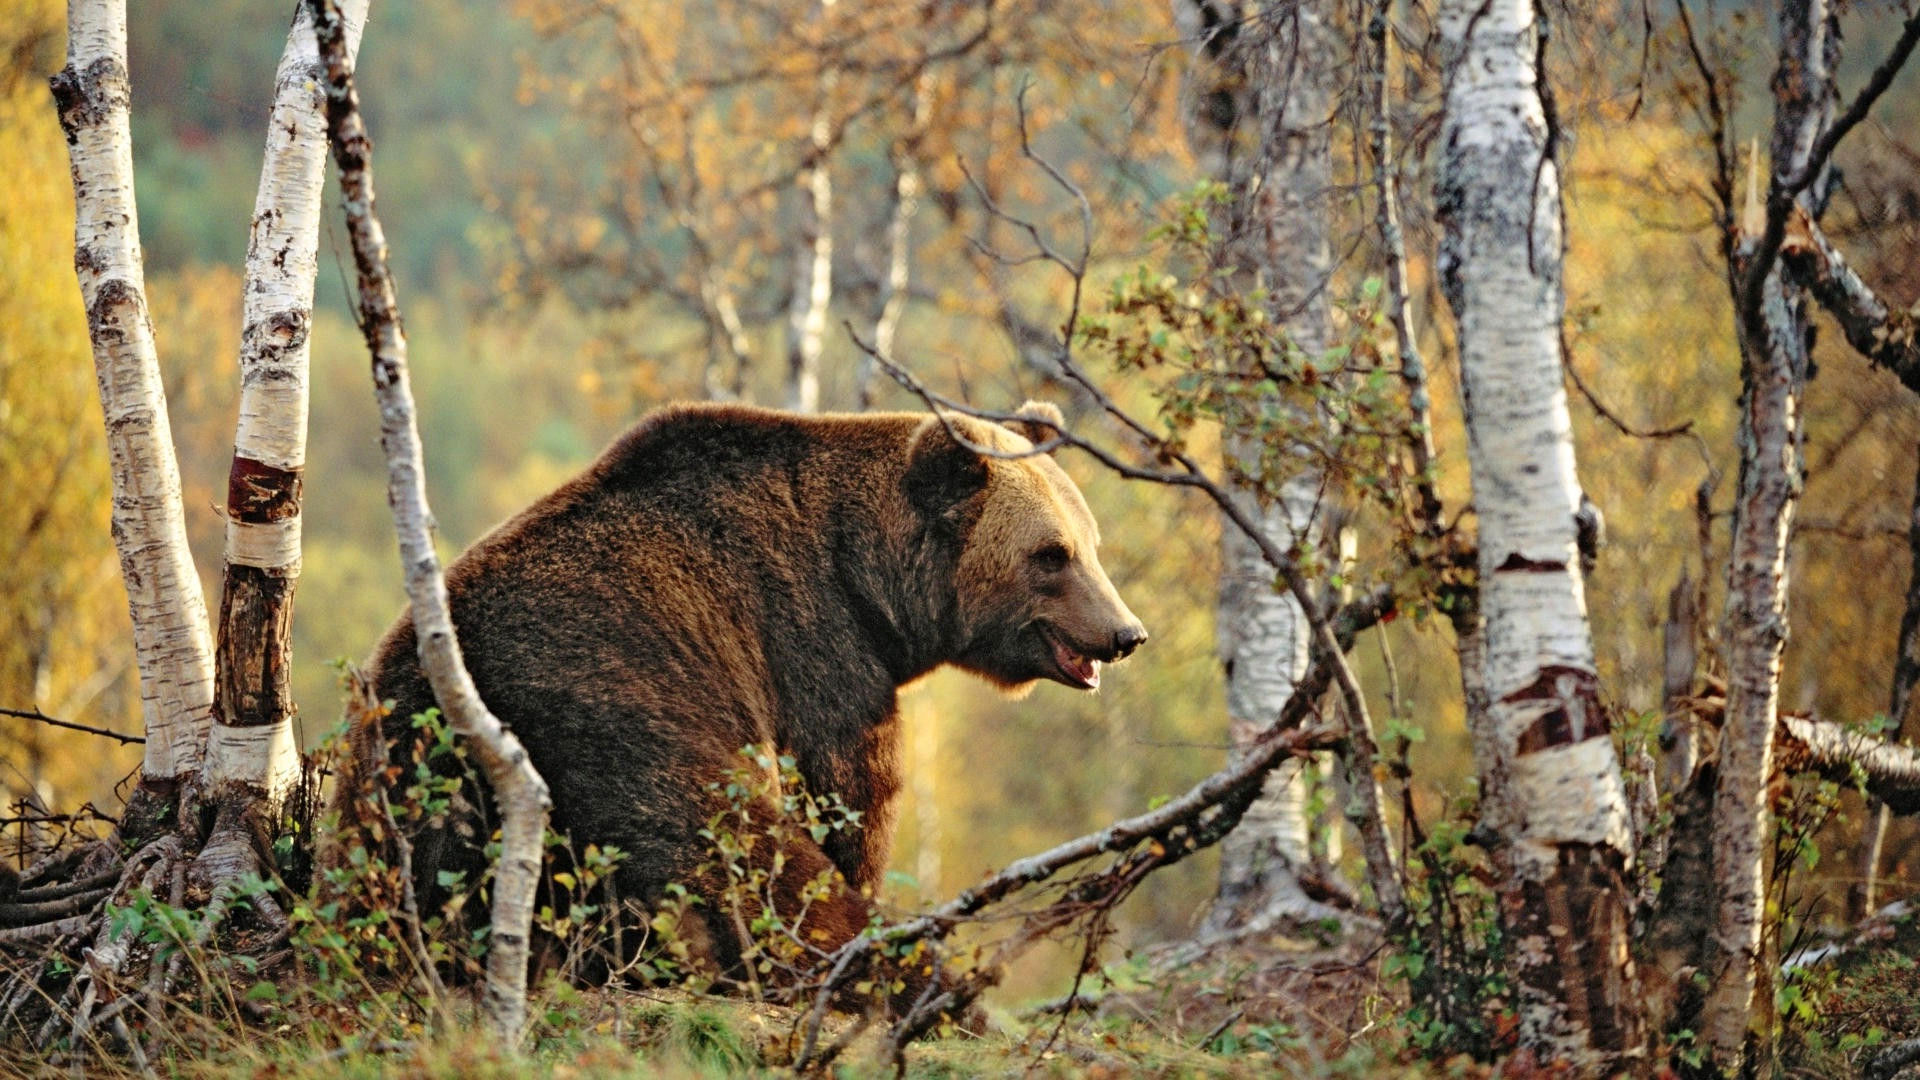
[15,869,121,905]
[0,914,93,946]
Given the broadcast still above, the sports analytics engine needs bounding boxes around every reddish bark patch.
[226,456,303,524]
[1505,666,1609,754]
[1505,842,1643,1061]
[1495,553,1568,573]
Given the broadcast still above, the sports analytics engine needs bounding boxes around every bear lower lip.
[1049,632,1100,690]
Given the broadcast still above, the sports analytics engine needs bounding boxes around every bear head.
[904,401,1148,692]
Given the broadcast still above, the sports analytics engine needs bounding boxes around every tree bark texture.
[50,0,217,793]
[1434,0,1644,1064]
[1704,0,1834,1065]
[1176,0,1350,937]
[1781,211,1920,393]
[207,0,368,802]
[310,0,553,1048]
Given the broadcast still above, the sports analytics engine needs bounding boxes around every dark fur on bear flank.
[359,401,1145,995]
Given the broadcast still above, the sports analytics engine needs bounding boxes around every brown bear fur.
[349,401,1146,1000]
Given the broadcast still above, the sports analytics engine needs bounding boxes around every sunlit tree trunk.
[1435,0,1644,1064]
[50,0,216,825]
[1704,0,1834,1064]
[785,0,836,414]
[311,0,552,1047]
[1174,0,1352,938]
[859,72,931,410]
[206,0,368,810]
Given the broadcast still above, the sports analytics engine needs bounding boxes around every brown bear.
[352,400,1146,1003]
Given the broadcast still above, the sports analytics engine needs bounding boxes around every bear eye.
[1031,543,1071,572]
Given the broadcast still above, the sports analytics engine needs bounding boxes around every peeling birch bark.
[785,0,836,415]
[50,0,217,798]
[1704,0,1834,1065]
[206,0,368,803]
[1435,0,1643,1063]
[310,0,552,1047]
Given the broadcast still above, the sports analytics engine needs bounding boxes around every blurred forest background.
[4,0,1919,1003]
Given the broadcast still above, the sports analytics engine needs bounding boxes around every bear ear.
[1002,400,1065,454]
[905,416,989,516]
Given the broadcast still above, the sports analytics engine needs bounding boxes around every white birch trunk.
[859,74,931,410]
[51,0,216,792]
[1704,0,1833,1062]
[785,0,836,415]
[206,0,368,801]
[310,0,552,1046]
[1436,0,1643,1062]
[1175,0,1347,937]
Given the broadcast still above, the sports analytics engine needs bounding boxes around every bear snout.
[1111,622,1149,661]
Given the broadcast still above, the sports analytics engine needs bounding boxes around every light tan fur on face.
[947,412,1143,689]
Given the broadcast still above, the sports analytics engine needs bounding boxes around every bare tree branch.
[1738,5,1920,321]
[1779,209,1920,393]
[0,706,143,746]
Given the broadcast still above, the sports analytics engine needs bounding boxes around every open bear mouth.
[1041,624,1101,690]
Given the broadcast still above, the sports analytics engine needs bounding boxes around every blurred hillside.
[3,0,1919,1004]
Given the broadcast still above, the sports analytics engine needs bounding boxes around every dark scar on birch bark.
[1505,665,1611,754]
[226,458,303,524]
[1496,552,1568,572]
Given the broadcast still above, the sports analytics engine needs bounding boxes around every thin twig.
[0,707,143,746]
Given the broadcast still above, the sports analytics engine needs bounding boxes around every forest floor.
[7,904,1920,1076]
[0,935,1444,1079]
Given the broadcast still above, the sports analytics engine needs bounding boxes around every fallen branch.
[1868,1034,1920,1080]
[310,0,553,1050]
[793,587,1391,1069]
[1776,714,1920,813]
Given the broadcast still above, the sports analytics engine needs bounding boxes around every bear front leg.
[687,792,957,1020]
[691,795,866,985]
[790,714,904,895]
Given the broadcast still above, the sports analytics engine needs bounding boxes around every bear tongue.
[1051,636,1101,690]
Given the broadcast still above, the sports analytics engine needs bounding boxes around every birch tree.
[50,0,217,832]
[311,0,552,1046]
[206,0,367,814]
[1697,0,1920,1062]
[1700,0,1832,1065]
[1175,0,1355,940]
[784,0,836,414]
[1435,0,1643,1063]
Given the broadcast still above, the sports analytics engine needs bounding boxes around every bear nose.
[1112,623,1148,660]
